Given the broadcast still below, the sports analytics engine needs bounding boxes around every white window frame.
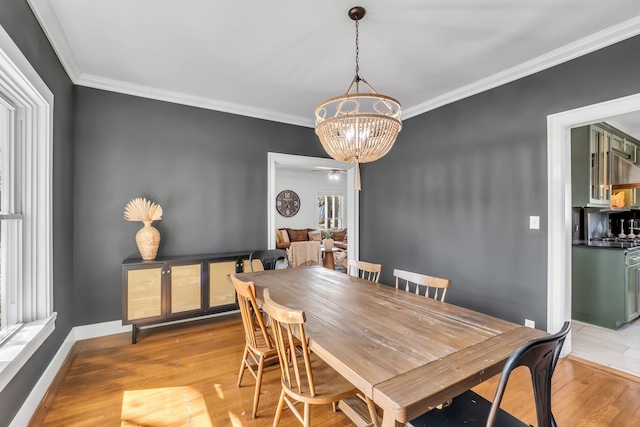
[317,191,344,230]
[1,92,23,334]
[0,24,55,393]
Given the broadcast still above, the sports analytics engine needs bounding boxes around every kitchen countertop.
[572,240,640,250]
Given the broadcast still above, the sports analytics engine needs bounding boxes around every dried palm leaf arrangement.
[124,197,163,260]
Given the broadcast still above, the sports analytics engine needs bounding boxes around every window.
[0,25,54,393]
[317,193,343,229]
[0,94,23,337]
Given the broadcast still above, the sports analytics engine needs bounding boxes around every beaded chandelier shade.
[314,6,402,190]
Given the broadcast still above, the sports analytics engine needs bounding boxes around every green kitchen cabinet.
[572,246,627,329]
[573,123,640,208]
[572,245,640,329]
[571,125,610,207]
[626,253,640,322]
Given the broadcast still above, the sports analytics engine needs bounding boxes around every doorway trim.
[267,152,359,260]
[547,93,640,354]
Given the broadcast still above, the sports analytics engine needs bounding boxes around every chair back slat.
[230,273,273,350]
[393,268,451,302]
[348,260,382,283]
[262,289,317,397]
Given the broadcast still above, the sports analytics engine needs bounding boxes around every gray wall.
[73,87,324,324]
[361,36,640,330]
[0,2,75,426]
[3,0,640,423]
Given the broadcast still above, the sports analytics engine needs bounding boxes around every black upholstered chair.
[408,321,571,427]
[248,249,288,271]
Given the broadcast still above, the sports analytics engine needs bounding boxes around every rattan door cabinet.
[122,251,252,343]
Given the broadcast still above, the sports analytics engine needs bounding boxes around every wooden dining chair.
[408,321,571,427]
[229,273,279,419]
[262,289,379,427]
[393,268,451,302]
[347,259,382,282]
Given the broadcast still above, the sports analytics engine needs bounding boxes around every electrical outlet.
[529,216,540,230]
[525,319,535,328]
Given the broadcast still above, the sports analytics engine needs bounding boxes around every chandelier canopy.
[314,6,402,190]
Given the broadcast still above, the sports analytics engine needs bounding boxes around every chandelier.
[328,169,341,180]
[315,6,402,190]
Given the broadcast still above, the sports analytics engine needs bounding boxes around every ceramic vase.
[323,238,334,251]
[135,221,160,260]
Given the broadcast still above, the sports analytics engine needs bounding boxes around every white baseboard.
[9,326,74,427]
[73,320,131,341]
[10,312,238,426]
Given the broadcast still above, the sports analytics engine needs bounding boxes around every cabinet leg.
[132,325,138,344]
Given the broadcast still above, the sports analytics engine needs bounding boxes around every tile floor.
[570,318,640,378]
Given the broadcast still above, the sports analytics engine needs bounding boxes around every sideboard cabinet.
[122,251,250,343]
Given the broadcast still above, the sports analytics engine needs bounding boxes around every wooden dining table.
[236,266,546,427]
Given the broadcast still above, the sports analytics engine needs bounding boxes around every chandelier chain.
[355,18,360,80]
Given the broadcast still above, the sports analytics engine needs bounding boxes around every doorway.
[267,152,360,260]
[547,92,640,358]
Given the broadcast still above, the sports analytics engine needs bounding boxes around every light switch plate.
[529,216,540,230]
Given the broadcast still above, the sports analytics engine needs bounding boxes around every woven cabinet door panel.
[209,261,236,308]
[243,259,264,272]
[170,264,202,314]
[127,267,163,321]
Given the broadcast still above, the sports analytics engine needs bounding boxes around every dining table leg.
[381,413,404,427]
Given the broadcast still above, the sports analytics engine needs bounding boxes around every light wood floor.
[571,318,640,378]
[29,315,640,427]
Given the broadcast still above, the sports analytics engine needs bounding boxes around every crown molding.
[26,0,640,127]
[604,119,640,138]
[76,73,314,127]
[605,120,629,133]
[27,0,82,81]
[403,15,640,120]
[26,0,313,127]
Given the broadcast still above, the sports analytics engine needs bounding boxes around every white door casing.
[547,92,640,355]
[267,153,359,261]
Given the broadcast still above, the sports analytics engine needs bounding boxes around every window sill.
[0,313,56,393]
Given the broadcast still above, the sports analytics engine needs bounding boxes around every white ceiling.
[28,1,640,128]
[607,113,640,140]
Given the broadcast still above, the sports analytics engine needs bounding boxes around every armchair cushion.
[332,228,347,242]
[287,228,310,242]
[275,228,346,249]
[308,230,322,242]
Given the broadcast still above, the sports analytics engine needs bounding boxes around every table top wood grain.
[236,266,546,426]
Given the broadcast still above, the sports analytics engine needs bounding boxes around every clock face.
[276,190,300,217]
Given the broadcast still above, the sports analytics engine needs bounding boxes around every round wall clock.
[276,190,300,217]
